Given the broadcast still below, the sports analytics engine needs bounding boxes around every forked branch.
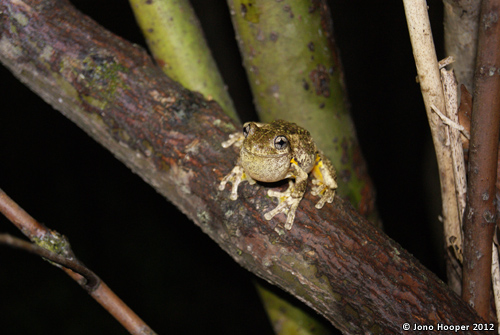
[0,189,157,335]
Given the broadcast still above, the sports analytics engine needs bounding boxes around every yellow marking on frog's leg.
[219,165,256,200]
[265,164,308,230]
[311,152,337,209]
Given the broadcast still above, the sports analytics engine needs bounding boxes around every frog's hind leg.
[311,152,337,208]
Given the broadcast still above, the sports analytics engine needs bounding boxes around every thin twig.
[0,188,48,239]
[0,189,157,335]
[430,103,470,139]
[0,233,99,291]
[439,55,455,69]
[462,0,500,321]
[428,66,468,268]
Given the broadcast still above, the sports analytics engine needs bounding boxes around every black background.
[0,1,445,334]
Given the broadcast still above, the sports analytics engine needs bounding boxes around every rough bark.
[0,0,488,333]
[462,0,500,321]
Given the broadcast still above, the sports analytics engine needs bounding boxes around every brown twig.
[0,187,50,239]
[0,189,157,335]
[0,233,99,291]
[462,0,500,321]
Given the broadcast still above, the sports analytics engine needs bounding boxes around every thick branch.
[462,0,500,321]
[0,0,487,333]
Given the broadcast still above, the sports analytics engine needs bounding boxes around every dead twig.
[403,0,465,293]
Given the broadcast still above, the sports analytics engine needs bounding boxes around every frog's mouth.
[241,146,287,158]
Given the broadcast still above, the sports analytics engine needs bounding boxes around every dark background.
[0,1,445,334]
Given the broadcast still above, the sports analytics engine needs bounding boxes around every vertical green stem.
[227,0,375,215]
[129,0,238,121]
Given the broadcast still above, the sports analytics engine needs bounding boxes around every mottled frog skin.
[219,120,337,230]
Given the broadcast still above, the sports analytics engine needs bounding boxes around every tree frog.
[219,120,337,230]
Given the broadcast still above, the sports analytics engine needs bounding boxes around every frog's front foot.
[311,179,336,209]
[219,166,256,200]
[264,181,302,230]
[221,132,244,148]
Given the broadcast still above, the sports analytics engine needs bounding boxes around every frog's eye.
[274,136,288,149]
[243,124,251,138]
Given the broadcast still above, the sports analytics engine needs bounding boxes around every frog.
[219,119,337,230]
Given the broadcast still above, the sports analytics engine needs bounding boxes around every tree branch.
[0,233,99,291]
[0,188,156,335]
[0,189,157,335]
[0,0,487,332]
[462,0,500,321]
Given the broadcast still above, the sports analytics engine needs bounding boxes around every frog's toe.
[267,189,285,199]
[219,176,232,191]
[265,191,301,230]
[284,201,300,230]
[311,180,327,197]
[220,166,246,199]
[221,132,244,148]
[310,185,321,196]
[264,205,281,220]
[315,189,335,209]
[218,182,226,191]
[264,199,289,221]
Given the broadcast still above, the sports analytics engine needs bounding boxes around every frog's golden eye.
[274,135,288,149]
[243,124,251,138]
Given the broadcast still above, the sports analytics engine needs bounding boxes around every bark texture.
[0,0,487,333]
[462,0,500,321]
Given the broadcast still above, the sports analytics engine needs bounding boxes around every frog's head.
[240,122,292,182]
